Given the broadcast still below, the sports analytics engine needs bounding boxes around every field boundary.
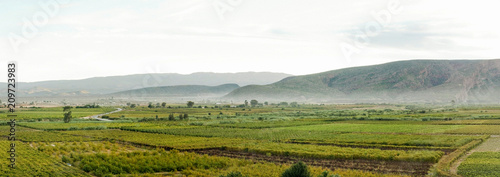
[432,137,487,177]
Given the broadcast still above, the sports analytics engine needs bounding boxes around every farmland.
[1,104,500,176]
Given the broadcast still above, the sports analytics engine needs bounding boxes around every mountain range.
[224,59,500,103]
[0,72,291,97]
[110,84,240,101]
[4,60,500,104]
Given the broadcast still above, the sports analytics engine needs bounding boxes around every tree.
[244,100,248,107]
[63,106,72,112]
[63,106,73,123]
[63,111,72,123]
[250,100,258,107]
[161,102,166,108]
[130,104,136,108]
[148,102,153,108]
[187,101,194,108]
[290,102,298,107]
[281,161,310,177]
[183,113,189,120]
[168,113,175,121]
[264,101,268,106]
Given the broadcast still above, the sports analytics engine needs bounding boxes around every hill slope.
[225,59,500,103]
[110,84,240,100]
[0,72,291,97]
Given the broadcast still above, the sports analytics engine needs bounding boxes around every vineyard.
[1,104,500,176]
[0,140,89,177]
[457,152,500,177]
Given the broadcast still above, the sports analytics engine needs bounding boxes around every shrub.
[281,161,310,177]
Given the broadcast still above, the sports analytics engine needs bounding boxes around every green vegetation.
[63,130,247,150]
[63,106,73,123]
[2,103,500,176]
[18,122,155,131]
[0,107,116,121]
[280,123,465,134]
[458,152,500,177]
[0,140,89,177]
[281,161,311,177]
[445,125,500,134]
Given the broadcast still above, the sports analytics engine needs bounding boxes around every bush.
[281,161,310,177]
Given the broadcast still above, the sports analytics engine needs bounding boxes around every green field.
[1,104,500,176]
[458,152,500,177]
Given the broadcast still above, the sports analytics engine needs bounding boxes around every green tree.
[244,100,248,107]
[290,102,298,107]
[250,100,258,107]
[63,111,72,123]
[264,101,268,106]
[281,161,310,177]
[130,104,136,108]
[63,106,72,112]
[183,113,189,120]
[187,101,195,108]
[161,102,166,108]
[168,113,175,121]
[63,106,73,123]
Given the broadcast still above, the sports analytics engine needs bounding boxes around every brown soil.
[287,141,455,154]
[191,148,433,176]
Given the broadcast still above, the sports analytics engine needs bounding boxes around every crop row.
[208,119,328,129]
[434,119,500,125]
[0,107,116,120]
[444,125,500,134]
[280,123,466,134]
[62,130,246,150]
[17,122,158,131]
[458,152,500,177]
[64,130,443,162]
[228,142,444,163]
[31,141,145,158]
[121,126,475,148]
[0,140,89,177]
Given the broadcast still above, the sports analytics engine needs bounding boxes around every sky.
[1,0,499,82]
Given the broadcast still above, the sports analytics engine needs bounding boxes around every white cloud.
[1,0,499,82]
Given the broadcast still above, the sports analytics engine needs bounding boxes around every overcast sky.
[1,0,499,82]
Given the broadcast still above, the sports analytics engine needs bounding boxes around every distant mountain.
[0,72,291,97]
[225,59,500,103]
[110,84,240,99]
